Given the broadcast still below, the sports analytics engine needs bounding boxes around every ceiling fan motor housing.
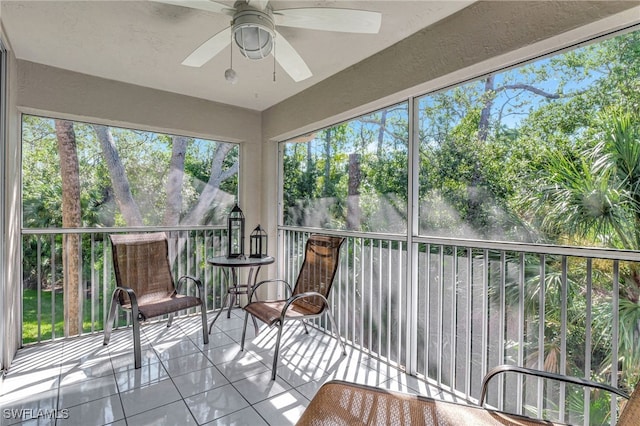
[232,4,275,60]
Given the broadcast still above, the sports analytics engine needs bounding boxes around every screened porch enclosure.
[12,7,640,426]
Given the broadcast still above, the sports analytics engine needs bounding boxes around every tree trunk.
[55,120,82,337]
[377,109,388,157]
[478,75,495,142]
[181,143,238,225]
[163,136,188,226]
[324,129,331,197]
[347,153,361,230]
[93,125,143,226]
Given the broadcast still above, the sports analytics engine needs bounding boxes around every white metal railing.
[21,227,229,344]
[280,227,640,426]
[21,225,639,424]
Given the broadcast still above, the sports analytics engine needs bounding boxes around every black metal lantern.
[249,225,268,258]
[226,204,245,258]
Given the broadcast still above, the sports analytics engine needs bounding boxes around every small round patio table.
[206,255,275,334]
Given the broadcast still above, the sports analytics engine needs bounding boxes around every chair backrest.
[110,232,176,305]
[291,234,345,315]
[617,382,640,425]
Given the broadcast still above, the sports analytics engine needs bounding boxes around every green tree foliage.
[22,119,238,293]
[22,119,238,229]
[282,104,408,232]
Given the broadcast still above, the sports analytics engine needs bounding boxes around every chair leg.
[208,292,230,334]
[271,321,284,380]
[200,304,209,345]
[167,314,174,328]
[252,315,260,336]
[103,289,119,346]
[131,306,142,369]
[326,308,347,356]
[301,320,309,334]
[241,310,250,351]
[227,292,235,319]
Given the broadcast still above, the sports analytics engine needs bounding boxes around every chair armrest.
[112,286,140,319]
[248,279,293,303]
[114,286,138,306]
[176,275,203,296]
[280,291,328,319]
[480,364,629,408]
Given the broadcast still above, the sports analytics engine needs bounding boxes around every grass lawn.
[22,288,107,344]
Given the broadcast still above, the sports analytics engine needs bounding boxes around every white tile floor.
[0,310,450,425]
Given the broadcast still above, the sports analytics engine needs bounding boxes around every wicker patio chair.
[297,366,637,425]
[241,234,346,380]
[103,232,209,368]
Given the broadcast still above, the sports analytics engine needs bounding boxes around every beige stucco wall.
[2,34,22,371]
[16,60,262,143]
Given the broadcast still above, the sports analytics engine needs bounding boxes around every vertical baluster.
[517,252,525,415]
[196,230,202,313]
[204,230,210,311]
[424,243,431,378]
[51,234,56,340]
[91,233,96,333]
[465,247,472,399]
[498,251,506,410]
[343,237,348,338]
[187,231,192,301]
[537,254,545,415]
[378,239,383,358]
[397,240,403,366]
[174,231,180,293]
[611,261,619,426]
[437,245,444,386]
[560,256,568,422]
[584,258,592,426]
[451,246,457,391]
[352,238,357,346]
[189,231,194,314]
[103,233,109,330]
[387,239,392,363]
[481,249,489,392]
[77,233,84,335]
[37,235,42,342]
[336,233,342,336]
[359,238,364,351]
[368,238,373,354]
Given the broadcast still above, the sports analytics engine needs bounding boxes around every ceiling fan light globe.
[232,8,275,60]
[234,25,273,59]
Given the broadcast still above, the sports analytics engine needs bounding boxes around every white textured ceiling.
[1,0,473,111]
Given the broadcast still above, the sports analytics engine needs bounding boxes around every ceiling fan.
[154,0,382,82]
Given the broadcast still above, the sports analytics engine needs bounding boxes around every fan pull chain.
[230,31,234,69]
[224,29,238,84]
[273,37,276,82]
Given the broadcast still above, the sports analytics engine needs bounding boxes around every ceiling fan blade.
[247,0,269,11]
[274,31,312,82]
[151,0,234,16]
[182,27,231,67]
[274,8,382,34]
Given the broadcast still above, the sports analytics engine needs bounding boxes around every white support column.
[407,97,419,374]
[2,40,22,370]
